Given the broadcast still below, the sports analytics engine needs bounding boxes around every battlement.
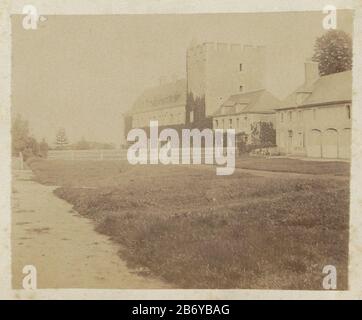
[187,42,265,55]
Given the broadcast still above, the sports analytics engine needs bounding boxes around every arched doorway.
[307,129,322,158]
[322,129,338,158]
[339,128,351,159]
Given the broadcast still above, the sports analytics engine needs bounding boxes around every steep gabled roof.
[213,89,281,116]
[278,70,352,110]
[129,79,186,114]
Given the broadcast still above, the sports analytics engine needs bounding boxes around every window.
[215,119,219,128]
[298,132,304,147]
[239,85,243,92]
[239,63,243,71]
[229,118,233,128]
[281,113,284,122]
[298,110,302,120]
[346,105,351,119]
[288,111,292,121]
[236,118,240,129]
[222,119,225,129]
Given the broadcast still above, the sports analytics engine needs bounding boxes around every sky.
[11,11,353,145]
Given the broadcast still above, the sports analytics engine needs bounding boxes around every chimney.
[304,60,319,86]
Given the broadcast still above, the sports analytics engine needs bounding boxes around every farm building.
[126,78,187,130]
[276,61,352,159]
[212,89,281,143]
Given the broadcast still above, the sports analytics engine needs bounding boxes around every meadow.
[28,158,350,289]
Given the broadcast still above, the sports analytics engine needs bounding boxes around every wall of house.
[186,43,266,120]
[276,103,351,159]
[131,105,186,128]
[213,113,275,143]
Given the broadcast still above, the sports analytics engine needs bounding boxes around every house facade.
[212,89,280,143]
[276,62,352,159]
[127,78,186,130]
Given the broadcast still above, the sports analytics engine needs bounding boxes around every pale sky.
[12,11,353,145]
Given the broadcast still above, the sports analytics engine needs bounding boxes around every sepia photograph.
[1,0,362,301]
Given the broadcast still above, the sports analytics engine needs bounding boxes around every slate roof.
[278,70,352,110]
[129,79,186,114]
[213,89,282,116]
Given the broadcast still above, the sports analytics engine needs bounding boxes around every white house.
[276,61,352,159]
[212,89,281,143]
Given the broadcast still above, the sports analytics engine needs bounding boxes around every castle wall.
[186,42,266,120]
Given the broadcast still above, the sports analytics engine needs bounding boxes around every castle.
[125,42,269,133]
[124,42,352,159]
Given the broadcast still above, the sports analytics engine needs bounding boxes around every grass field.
[235,156,350,176]
[28,158,350,289]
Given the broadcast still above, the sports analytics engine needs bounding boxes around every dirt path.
[11,170,169,289]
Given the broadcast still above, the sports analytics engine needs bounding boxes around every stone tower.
[186,42,266,126]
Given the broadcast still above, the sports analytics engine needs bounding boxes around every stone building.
[212,89,281,143]
[127,78,186,131]
[186,42,266,127]
[276,61,352,159]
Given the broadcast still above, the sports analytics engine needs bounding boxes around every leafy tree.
[75,137,91,150]
[260,122,276,147]
[55,127,68,149]
[23,137,40,160]
[11,114,29,156]
[236,132,248,155]
[39,138,49,157]
[250,122,276,147]
[312,30,352,76]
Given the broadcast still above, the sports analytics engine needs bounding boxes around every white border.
[1,0,361,300]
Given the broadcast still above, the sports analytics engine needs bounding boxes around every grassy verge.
[235,156,350,176]
[29,159,349,289]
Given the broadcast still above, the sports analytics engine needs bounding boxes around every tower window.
[239,63,243,71]
[239,85,243,92]
[346,105,351,119]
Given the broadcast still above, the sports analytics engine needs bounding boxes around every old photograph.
[2,3,359,298]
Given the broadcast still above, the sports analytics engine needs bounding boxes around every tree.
[55,128,68,149]
[11,114,29,156]
[259,122,276,147]
[250,121,276,147]
[75,137,90,150]
[312,30,352,76]
[39,138,49,157]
